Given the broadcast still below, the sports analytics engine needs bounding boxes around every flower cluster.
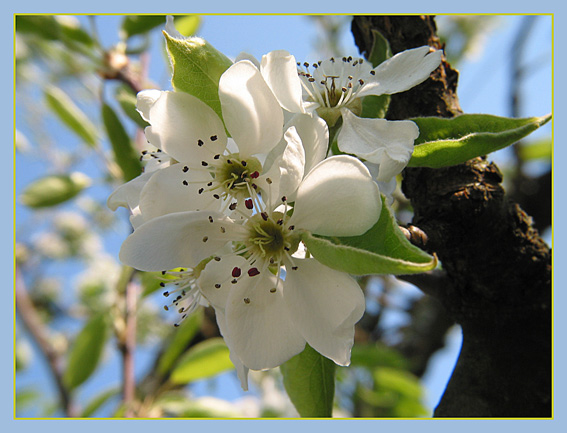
[108,20,441,389]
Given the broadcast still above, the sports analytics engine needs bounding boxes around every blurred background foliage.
[14,14,551,418]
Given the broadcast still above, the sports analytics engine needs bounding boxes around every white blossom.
[118,155,381,388]
[260,47,442,182]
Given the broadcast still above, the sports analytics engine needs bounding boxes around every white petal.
[289,155,381,237]
[260,50,305,114]
[198,255,248,310]
[144,91,227,162]
[258,126,305,207]
[225,272,306,370]
[119,211,240,271]
[286,113,328,175]
[219,60,284,157]
[283,258,365,366]
[338,109,418,182]
[129,208,145,230]
[235,52,260,68]
[136,89,162,122]
[214,309,250,391]
[357,46,442,98]
[107,171,154,211]
[376,173,397,206]
[138,164,217,221]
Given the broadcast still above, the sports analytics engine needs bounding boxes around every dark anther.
[248,268,260,277]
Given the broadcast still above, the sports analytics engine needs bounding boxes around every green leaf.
[362,30,393,119]
[16,388,40,412]
[16,16,93,47]
[63,313,109,389]
[361,94,390,119]
[281,344,335,418]
[121,15,166,38]
[350,343,409,370]
[115,85,149,129]
[44,85,98,147]
[367,29,392,67]
[302,195,437,276]
[102,102,142,181]
[153,391,240,418]
[81,388,120,417]
[20,172,91,208]
[173,15,201,37]
[169,337,234,384]
[518,137,552,161]
[359,29,392,120]
[58,18,95,47]
[158,309,203,375]
[408,113,552,169]
[372,367,428,417]
[164,32,233,121]
[16,15,61,40]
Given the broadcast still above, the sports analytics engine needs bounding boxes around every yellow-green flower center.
[215,153,262,200]
[243,211,298,263]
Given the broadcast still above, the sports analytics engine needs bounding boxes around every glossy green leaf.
[121,15,166,38]
[302,195,437,276]
[408,113,552,168]
[170,337,234,384]
[63,313,109,389]
[158,309,204,375]
[101,102,142,181]
[281,344,335,418]
[115,85,149,129]
[164,32,233,121]
[20,172,91,208]
[44,85,98,147]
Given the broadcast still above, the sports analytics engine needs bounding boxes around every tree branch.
[351,15,551,417]
[15,266,79,417]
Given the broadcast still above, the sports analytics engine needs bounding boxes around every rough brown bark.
[351,15,551,417]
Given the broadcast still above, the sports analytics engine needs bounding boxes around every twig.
[15,266,79,417]
[120,280,138,417]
